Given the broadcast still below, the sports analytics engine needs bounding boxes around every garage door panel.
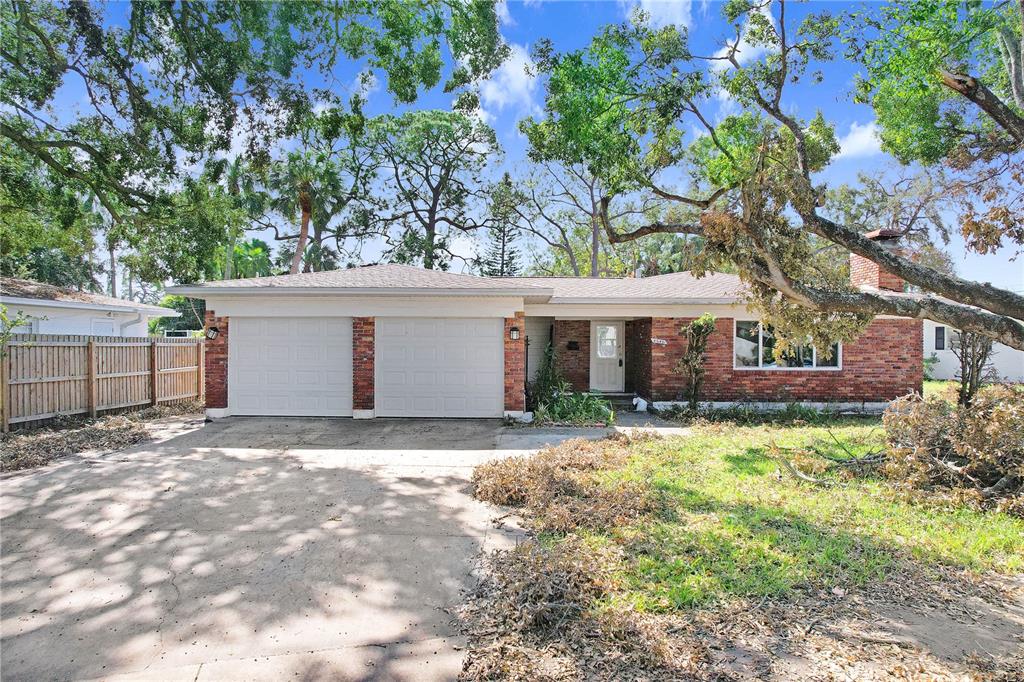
[375,317,503,417]
[229,317,353,416]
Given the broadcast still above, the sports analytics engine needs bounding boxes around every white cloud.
[620,0,693,28]
[836,120,882,160]
[350,70,380,100]
[496,0,515,26]
[479,43,539,116]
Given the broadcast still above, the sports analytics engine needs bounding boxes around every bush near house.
[527,342,614,425]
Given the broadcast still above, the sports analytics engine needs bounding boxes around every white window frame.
[732,320,842,371]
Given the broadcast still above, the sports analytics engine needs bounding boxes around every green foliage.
[1,305,32,355]
[923,353,940,381]
[151,296,205,334]
[370,110,501,270]
[850,0,1021,164]
[534,389,614,426]
[477,174,522,277]
[528,343,565,410]
[1,0,507,221]
[673,314,717,410]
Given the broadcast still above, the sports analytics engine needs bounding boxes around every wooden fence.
[1,334,204,432]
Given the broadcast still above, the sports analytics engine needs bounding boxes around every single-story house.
[923,319,1024,383]
[0,277,178,337]
[169,236,923,420]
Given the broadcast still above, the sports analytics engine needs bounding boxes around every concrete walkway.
[0,415,685,681]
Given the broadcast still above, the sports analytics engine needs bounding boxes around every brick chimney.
[850,229,904,292]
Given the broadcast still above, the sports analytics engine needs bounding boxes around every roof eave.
[166,285,554,298]
[545,296,741,305]
[0,295,178,316]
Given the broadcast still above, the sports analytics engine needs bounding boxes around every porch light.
[509,326,520,340]
[205,326,219,340]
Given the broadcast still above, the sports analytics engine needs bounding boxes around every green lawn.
[923,379,958,402]
[573,421,1023,611]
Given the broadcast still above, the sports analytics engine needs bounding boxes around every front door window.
[597,324,617,358]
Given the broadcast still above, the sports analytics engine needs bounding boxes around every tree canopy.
[521,0,1024,351]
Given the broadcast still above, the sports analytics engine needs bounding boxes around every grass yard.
[463,419,1024,681]
[610,421,1021,610]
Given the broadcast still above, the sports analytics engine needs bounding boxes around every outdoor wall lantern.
[509,326,520,340]
[205,327,219,340]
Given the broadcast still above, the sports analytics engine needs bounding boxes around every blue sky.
[59,1,1023,292]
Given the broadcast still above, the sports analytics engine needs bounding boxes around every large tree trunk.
[939,70,1024,143]
[289,198,311,274]
[107,240,117,298]
[423,223,436,270]
[590,212,599,277]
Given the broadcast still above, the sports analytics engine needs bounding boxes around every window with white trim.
[734,321,840,370]
[934,326,946,350]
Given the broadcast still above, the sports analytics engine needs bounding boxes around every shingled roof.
[168,264,745,303]
[1,277,175,315]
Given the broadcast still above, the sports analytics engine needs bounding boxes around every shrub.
[883,385,1023,511]
[527,342,562,410]
[534,387,614,426]
[673,313,716,410]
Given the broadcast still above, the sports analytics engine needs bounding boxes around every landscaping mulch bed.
[1,401,203,472]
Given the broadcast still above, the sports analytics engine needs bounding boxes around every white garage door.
[375,318,504,417]
[229,317,353,416]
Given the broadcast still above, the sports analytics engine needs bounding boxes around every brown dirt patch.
[1,401,203,472]
[458,547,1024,681]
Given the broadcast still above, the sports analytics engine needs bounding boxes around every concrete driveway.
[0,418,571,681]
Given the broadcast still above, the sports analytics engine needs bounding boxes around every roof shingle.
[1,277,174,315]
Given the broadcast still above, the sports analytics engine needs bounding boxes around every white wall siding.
[525,316,554,382]
[923,320,1024,382]
[5,304,153,337]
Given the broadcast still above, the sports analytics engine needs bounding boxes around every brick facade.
[632,316,922,403]
[504,313,526,412]
[204,311,229,409]
[352,317,375,411]
[553,319,591,391]
[850,253,905,292]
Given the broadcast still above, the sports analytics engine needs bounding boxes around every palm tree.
[222,157,263,279]
[268,151,338,274]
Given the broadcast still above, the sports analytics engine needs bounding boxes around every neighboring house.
[1,277,178,337]
[169,233,923,420]
[923,319,1024,383]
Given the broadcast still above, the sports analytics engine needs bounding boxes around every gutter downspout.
[119,311,144,334]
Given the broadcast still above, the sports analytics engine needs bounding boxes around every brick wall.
[850,253,904,292]
[553,319,591,391]
[352,317,375,411]
[641,316,922,403]
[504,313,526,412]
[204,311,229,409]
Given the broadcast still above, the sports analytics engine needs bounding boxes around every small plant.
[534,385,614,426]
[527,342,563,410]
[673,313,716,410]
[923,352,939,380]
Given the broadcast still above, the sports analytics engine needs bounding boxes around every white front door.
[375,318,504,417]
[590,321,625,392]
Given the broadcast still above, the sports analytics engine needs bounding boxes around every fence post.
[1,348,9,433]
[197,341,205,404]
[87,340,97,418]
[150,339,159,405]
